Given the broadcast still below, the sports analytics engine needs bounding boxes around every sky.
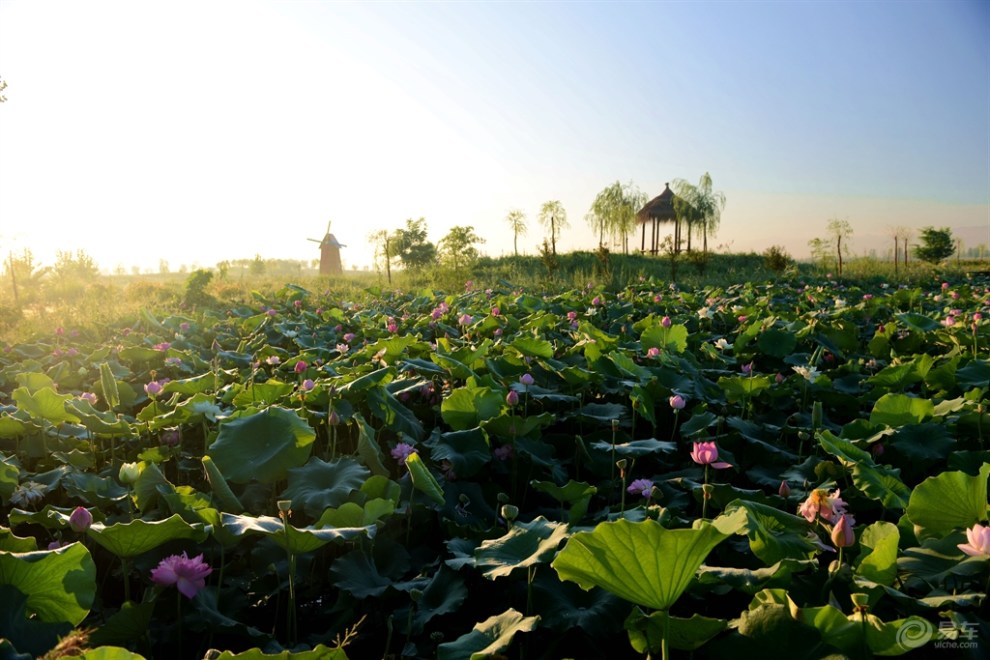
[0,0,988,274]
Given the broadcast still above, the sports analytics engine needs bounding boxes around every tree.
[826,218,853,276]
[392,218,435,270]
[586,181,646,253]
[914,226,955,264]
[0,75,7,103]
[438,226,485,272]
[368,229,393,284]
[672,172,726,253]
[505,210,527,256]
[538,201,568,256]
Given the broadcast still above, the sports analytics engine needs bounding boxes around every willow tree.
[539,200,568,256]
[672,172,725,253]
[587,181,646,253]
[504,210,527,256]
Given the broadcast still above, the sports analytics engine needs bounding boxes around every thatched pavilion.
[636,183,682,255]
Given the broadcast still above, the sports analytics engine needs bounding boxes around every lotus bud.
[812,401,823,429]
[118,462,140,484]
[831,514,855,548]
[68,506,93,533]
[778,480,791,498]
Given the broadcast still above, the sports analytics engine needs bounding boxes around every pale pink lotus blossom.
[150,552,213,599]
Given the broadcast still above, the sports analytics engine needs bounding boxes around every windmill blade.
[325,220,332,235]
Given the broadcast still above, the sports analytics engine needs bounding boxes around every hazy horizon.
[1,0,987,274]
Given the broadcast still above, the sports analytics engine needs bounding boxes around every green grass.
[1,250,987,343]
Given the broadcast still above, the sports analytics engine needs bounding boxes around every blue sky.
[1,0,987,273]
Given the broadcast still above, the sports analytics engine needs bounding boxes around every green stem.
[661,610,669,660]
[176,589,183,658]
[701,465,709,520]
[121,556,131,603]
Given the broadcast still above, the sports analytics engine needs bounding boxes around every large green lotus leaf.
[79,647,148,660]
[427,428,491,479]
[12,387,80,426]
[132,461,170,513]
[353,415,388,477]
[366,387,424,440]
[88,601,155,648]
[721,500,818,565]
[641,323,689,353]
[0,585,71,658]
[818,431,911,508]
[441,385,503,431]
[509,336,554,359]
[0,542,95,626]
[407,566,468,634]
[531,575,625,636]
[231,381,294,408]
[630,384,657,427]
[86,514,207,558]
[956,360,990,389]
[474,516,569,579]
[162,373,218,396]
[897,534,988,586]
[211,645,347,660]
[552,518,731,611]
[117,346,162,364]
[717,376,771,404]
[64,399,133,436]
[869,393,934,427]
[589,438,675,457]
[208,406,316,484]
[219,513,373,554]
[757,329,797,359]
[794,604,861,655]
[855,521,899,586]
[336,366,393,393]
[366,335,423,364]
[696,558,817,594]
[896,312,939,332]
[0,527,36,552]
[625,608,728,654]
[608,352,653,382]
[328,546,392,598]
[481,412,555,440]
[281,457,369,518]
[14,372,56,394]
[436,608,539,660]
[575,402,630,425]
[0,456,18,503]
[906,463,990,540]
[531,480,597,524]
[315,498,395,528]
[0,414,28,439]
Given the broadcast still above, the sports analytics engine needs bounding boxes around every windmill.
[308,221,345,274]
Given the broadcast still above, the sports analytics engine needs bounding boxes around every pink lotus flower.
[690,441,731,469]
[150,552,213,599]
[390,442,417,463]
[144,381,163,397]
[491,307,500,317]
[343,332,356,342]
[958,523,990,558]
[459,314,473,326]
[294,360,307,373]
[627,478,653,498]
[506,390,520,406]
[520,373,534,387]
[494,444,513,461]
[778,480,791,498]
[567,311,578,321]
[68,506,93,533]
[831,514,855,548]
[301,379,315,392]
[80,392,98,405]
[646,347,660,359]
[798,488,851,525]
[661,316,672,329]
[669,394,686,410]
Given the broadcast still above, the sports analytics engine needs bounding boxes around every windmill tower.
[308,221,345,274]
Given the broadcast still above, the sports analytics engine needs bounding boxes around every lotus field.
[1,276,989,659]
